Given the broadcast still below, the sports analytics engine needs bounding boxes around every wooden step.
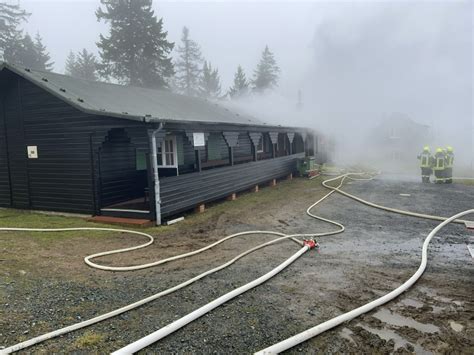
[88,215,154,227]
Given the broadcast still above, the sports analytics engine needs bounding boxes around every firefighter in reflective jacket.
[433,148,446,184]
[445,146,454,184]
[417,146,433,183]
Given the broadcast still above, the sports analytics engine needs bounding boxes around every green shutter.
[208,133,222,160]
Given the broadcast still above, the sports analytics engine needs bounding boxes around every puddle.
[358,323,429,354]
[418,286,453,303]
[339,327,356,344]
[373,309,440,333]
[399,298,424,308]
[449,320,464,332]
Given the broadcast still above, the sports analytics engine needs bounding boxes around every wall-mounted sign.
[193,132,205,147]
[27,146,38,159]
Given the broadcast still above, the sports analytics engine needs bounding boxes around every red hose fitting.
[303,239,319,250]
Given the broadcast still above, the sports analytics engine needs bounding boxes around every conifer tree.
[64,51,77,75]
[175,26,203,96]
[96,0,174,88]
[0,1,29,60]
[228,65,249,99]
[4,32,53,71]
[199,61,222,99]
[251,45,280,93]
[65,49,99,81]
[33,32,53,71]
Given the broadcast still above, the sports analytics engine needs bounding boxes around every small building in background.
[368,113,432,172]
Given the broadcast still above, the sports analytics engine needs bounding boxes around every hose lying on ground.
[1,172,471,354]
[0,174,363,354]
[255,209,474,354]
[112,174,472,354]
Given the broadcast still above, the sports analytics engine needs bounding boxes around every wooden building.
[0,62,318,224]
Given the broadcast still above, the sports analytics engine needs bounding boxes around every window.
[256,135,264,153]
[136,150,147,170]
[158,136,178,167]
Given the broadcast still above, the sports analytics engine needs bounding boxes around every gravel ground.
[1,175,473,354]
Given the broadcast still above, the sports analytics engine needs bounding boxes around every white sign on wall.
[193,132,205,147]
[27,146,38,159]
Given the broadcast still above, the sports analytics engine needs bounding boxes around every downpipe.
[151,123,164,225]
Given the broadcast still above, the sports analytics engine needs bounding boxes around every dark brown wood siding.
[160,153,303,217]
[1,76,147,214]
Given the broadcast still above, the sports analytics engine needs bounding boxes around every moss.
[73,331,105,349]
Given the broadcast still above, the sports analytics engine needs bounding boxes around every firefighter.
[445,146,454,184]
[417,146,433,183]
[433,148,446,184]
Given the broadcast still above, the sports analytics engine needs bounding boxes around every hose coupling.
[303,239,319,250]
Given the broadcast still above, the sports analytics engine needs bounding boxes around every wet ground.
[1,175,473,354]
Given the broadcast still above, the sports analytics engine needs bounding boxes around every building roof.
[0,62,298,130]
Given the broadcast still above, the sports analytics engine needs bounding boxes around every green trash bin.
[297,157,317,177]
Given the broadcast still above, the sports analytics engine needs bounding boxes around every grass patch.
[73,331,105,349]
[0,176,327,243]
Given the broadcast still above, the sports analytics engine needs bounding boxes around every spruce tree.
[64,51,77,76]
[199,61,222,99]
[175,26,203,96]
[251,45,280,93]
[0,1,29,60]
[96,0,174,88]
[33,32,53,71]
[228,65,249,99]
[4,32,53,71]
[65,49,99,81]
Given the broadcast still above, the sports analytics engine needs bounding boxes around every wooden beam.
[195,149,202,172]
[229,146,234,166]
[248,132,262,162]
[195,204,205,213]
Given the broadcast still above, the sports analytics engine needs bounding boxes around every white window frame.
[158,136,178,168]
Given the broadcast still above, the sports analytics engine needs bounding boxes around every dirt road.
[1,175,473,353]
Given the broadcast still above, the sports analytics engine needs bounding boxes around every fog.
[18,0,474,172]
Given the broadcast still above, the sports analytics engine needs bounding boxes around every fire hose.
[1,172,472,354]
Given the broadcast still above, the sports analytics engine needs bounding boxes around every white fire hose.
[1,172,471,354]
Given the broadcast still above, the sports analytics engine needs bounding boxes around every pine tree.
[96,0,174,88]
[33,32,53,71]
[228,65,249,99]
[4,32,54,71]
[0,1,29,60]
[199,61,222,99]
[251,45,280,93]
[64,51,77,76]
[175,26,203,96]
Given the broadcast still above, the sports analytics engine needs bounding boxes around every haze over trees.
[0,1,29,59]
[0,0,284,99]
[0,2,53,71]
[199,61,222,99]
[4,32,53,71]
[251,45,280,93]
[65,49,99,81]
[228,65,249,99]
[96,0,174,88]
[175,26,203,96]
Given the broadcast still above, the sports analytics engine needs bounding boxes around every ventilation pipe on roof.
[151,123,164,225]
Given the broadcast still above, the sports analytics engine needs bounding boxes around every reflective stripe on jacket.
[433,153,445,170]
[419,153,431,168]
[445,153,454,168]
